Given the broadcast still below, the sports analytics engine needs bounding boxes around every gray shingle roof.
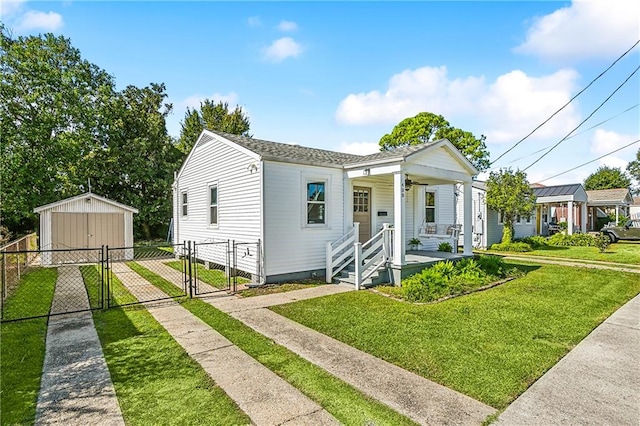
[533,184,583,197]
[208,130,438,168]
[586,188,631,203]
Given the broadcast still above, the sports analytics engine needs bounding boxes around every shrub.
[547,233,595,247]
[517,236,548,249]
[437,242,452,253]
[547,233,572,246]
[490,242,532,252]
[402,269,448,302]
[558,221,568,232]
[475,255,507,277]
[594,234,611,253]
[431,260,455,279]
[568,233,596,247]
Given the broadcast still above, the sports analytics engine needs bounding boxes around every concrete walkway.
[109,262,338,425]
[503,254,640,274]
[496,294,640,425]
[36,266,124,426]
[203,287,496,425]
[136,258,221,295]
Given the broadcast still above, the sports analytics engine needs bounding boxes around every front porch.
[388,250,470,283]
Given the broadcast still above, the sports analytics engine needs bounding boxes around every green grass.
[165,261,248,289]
[136,265,415,425]
[85,265,250,425]
[486,241,640,266]
[126,262,185,298]
[1,268,57,424]
[271,263,640,409]
[238,282,323,297]
[80,265,103,309]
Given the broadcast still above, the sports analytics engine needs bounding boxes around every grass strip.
[80,265,103,309]
[0,268,57,424]
[135,264,415,425]
[126,261,184,298]
[238,282,322,297]
[272,263,640,409]
[83,265,250,425]
[165,261,247,289]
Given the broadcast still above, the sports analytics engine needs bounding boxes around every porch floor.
[404,250,467,265]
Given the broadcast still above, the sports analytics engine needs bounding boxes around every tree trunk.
[141,222,151,240]
[502,222,514,244]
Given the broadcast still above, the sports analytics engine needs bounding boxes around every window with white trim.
[181,191,188,217]
[306,181,326,225]
[425,190,436,222]
[209,185,218,225]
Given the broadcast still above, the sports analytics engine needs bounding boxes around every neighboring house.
[173,130,478,285]
[533,184,588,235]
[455,181,536,249]
[586,188,634,228]
[631,197,640,219]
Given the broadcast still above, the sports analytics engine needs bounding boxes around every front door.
[353,186,371,242]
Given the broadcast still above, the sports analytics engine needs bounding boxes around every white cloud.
[590,128,639,169]
[262,37,303,62]
[515,0,640,61]
[180,92,239,110]
[335,141,380,155]
[335,65,580,144]
[247,16,262,27]
[277,20,298,32]
[15,10,63,31]
[1,0,26,17]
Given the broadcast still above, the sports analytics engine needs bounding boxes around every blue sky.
[2,0,639,185]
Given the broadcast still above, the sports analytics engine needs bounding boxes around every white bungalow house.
[172,130,478,286]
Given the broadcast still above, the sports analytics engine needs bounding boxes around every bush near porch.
[379,256,523,303]
[271,263,640,409]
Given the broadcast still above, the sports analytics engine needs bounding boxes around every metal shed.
[34,193,138,264]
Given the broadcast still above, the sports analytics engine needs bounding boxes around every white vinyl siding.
[174,136,261,275]
[264,161,344,276]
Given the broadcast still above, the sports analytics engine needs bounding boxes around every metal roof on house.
[533,184,583,198]
[586,188,632,204]
[208,130,439,168]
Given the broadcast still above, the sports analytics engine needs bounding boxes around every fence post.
[226,240,231,291]
[256,239,262,286]
[105,245,110,308]
[232,240,237,293]
[354,242,362,291]
[187,241,193,298]
[1,252,5,320]
[100,245,105,310]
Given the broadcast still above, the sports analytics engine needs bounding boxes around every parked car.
[601,219,640,242]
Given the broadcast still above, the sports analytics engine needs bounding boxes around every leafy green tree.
[177,100,250,154]
[379,112,490,171]
[486,169,536,244]
[626,149,640,195]
[0,27,115,232]
[583,166,631,191]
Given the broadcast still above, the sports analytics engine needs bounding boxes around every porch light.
[363,168,370,176]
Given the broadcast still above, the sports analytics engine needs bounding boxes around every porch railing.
[354,224,393,290]
[325,223,359,283]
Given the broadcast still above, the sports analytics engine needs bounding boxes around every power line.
[490,38,640,166]
[538,138,640,183]
[491,104,639,170]
[523,64,640,172]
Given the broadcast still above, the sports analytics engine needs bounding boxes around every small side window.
[209,185,218,225]
[181,192,188,217]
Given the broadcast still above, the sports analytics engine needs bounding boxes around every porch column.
[463,180,473,255]
[392,171,405,266]
[615,205,619,224]
[567,201,574,235]
[581,202,587,233]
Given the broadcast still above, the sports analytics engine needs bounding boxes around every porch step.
[336,267,383,288]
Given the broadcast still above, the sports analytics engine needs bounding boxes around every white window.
[425,190,436,222]
[526,214,532,224]
[209,185,218,225]
[498,211,504,224]
[181,191,188,217]
[516,214,521,225]
[307,181,326,225]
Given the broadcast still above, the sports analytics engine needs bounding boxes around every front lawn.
[0,268,57,424]
[271,263,640,409]
[238,282,323,297]
[486,241,640,266]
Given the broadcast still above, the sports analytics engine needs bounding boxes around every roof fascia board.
[262,156,344,169]
[346,164,402,179]
[405,163,472,183]
[406,138,479,176]
[34,193,138,214]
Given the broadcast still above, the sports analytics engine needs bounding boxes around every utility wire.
[523,64,640,172]
[491,103,639,170]
[538,138,640,183]
[490,38,640,166]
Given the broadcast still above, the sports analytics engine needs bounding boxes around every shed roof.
[34,193,139,213]
[533,184,583,198]
[586,188,633,204]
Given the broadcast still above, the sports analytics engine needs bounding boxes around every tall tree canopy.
[176,100,250,154]
[379,112,490,171]
[1,28,179,238]
[583,166,631,191]
[486,168,536,244]
[626,149,640,195]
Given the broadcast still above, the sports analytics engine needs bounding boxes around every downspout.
[259,159,266,285]
[174,171,179,246]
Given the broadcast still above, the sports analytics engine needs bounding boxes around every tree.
[486,168,536,244]
[0,27,115,232]
[626,149,640,195]
[583,166,631,191]
[176,100,250,154]
[379,112,490,171]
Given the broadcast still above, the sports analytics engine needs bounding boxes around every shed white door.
[51,213,125,250]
